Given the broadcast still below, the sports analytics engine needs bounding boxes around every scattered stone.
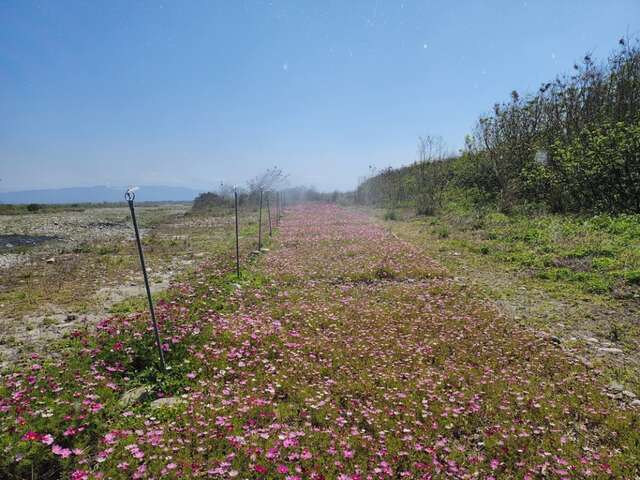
[631,399,640,407]
[149,396,186,410]
[578,357,592,368]
[608,382,624,392]
[622,390,636,399]
[119,385,152,408]
[260,247,270,252]
[45,257,55,263]
[551,336,562,345]
[65,314,77,322]
[585,337,599,344]
[0,253,29,270]
[598,347,623,354]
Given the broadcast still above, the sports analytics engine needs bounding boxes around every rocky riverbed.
[0,203,197,369]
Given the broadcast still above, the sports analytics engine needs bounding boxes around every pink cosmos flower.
[41,434,54,445]
[97,449,112,463]
[70,471,88,480]
[283,438,296,448]
[132,464,146,479]
[22,431,40,442]
[266,448,279,459]
[277,464,289,474]
[52,444,72,458]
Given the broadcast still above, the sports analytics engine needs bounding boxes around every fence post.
[258,189,263,250]
[267,192,272,236]
[125,189,167,371]
[234,188,240,278]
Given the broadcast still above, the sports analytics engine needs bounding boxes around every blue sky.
[1,1,639,192]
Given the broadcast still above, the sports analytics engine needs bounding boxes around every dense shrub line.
[357,40,640,214]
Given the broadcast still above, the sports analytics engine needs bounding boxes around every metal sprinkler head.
[125,186,139,202]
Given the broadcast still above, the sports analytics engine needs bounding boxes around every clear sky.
[1,1,639,192]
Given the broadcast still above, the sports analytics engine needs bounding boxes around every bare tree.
[247,167,288,193]
[415,135,450,215]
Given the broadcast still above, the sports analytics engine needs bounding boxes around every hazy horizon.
[2,0,639,194]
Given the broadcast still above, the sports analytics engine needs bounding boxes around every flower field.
[1,204,639,479]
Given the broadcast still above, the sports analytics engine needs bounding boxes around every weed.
[436,225,449,238]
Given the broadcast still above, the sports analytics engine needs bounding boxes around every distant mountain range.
[0,185,203,204]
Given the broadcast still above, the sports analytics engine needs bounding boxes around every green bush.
[625,270,640,284]
[525,122,640,213]
[383,210,398,221]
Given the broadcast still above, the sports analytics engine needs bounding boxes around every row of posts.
[126,187,284,371]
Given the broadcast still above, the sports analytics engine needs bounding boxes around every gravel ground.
[2,207,133,253]
[0,205,187,267]
[0,204,193,368]
[0,253,30,269]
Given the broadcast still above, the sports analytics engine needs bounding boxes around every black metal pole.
[267,192,272,237]
[258,189,263,250]
[234,189,240,278]
[125,190,167,371]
